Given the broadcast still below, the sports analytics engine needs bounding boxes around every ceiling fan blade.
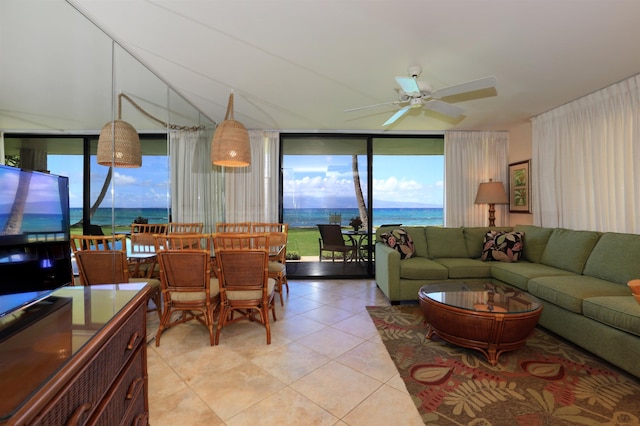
[423,99,465,117]
[431,75,497,99]
[395,76,420,94]
[383,106,410,126]
[344,100,402,112]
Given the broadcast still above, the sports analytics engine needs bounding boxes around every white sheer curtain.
[444,131,509,227]
[531,74,640,233]
[169,128,223,233]
[223,130,280,223]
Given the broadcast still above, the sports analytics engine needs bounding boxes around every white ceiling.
[4,0,640,134]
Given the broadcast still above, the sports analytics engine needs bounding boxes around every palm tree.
[352,155,368,229]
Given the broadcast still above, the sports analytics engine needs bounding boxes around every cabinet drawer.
[34,304,146,425]
[91,344,145,426]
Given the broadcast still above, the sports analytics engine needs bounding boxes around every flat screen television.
[0,165,72,312]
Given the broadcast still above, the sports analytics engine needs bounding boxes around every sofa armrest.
[375,242,401,301]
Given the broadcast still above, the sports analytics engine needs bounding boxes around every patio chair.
[317,224,356,262]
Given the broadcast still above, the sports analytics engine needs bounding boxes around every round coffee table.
[418,282,543,365]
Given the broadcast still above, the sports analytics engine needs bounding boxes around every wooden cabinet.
[0,284,150,425]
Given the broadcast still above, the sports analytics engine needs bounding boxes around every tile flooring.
[147,279,424,425]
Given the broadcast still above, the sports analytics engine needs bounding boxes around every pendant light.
[97,93,141,168]
[211,92,251,167]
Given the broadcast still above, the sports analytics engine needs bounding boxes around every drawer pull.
[132,412,150,426]
[126,377,145,400]
[127,332,141,350]
[67,402,92,425]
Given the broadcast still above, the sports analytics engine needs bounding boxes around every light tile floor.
[147,279,424,425]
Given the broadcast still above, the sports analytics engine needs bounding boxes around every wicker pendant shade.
[97,93,142,168]
[211,93,251,167]
[97,119,142,167]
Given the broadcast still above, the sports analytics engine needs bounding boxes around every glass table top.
[419,282,542,314]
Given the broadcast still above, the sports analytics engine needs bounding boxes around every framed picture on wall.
[509,160,530,213]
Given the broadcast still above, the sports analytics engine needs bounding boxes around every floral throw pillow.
[380,228,415,259]
[481,231,524,262]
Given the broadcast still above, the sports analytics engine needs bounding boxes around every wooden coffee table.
[418,282,543,365]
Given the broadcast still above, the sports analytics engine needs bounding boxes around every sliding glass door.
[281,134,444,279]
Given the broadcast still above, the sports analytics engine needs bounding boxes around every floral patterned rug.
[367,305,640,425]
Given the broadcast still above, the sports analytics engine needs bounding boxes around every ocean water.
[67,207,443,228]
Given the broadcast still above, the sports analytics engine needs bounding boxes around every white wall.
[507,122,533,226]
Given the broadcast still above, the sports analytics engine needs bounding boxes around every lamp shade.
[97,119,142,168]
[474,180,508,204]
[211,93,251,167]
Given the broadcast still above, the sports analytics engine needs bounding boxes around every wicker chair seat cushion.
[129,278,161,289]
[169,278,220,302]
[268,261,286,273]
[226,278,276,301]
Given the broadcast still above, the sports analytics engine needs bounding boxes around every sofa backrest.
[463,227,513,259]
[583,232,640,285]
[426,227,468,259]
[514,224,553,263]
[540,228,601,274]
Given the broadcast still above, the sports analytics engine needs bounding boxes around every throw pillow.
[380,228,415,259]
[481,231,524,262]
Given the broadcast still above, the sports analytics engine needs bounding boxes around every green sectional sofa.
[374,224,640,378]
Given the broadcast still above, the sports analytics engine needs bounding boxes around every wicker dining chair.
[71,234,162,320]
[212,233,276,344]
[251,222,289,305]
[215,222,252,233]
[129,224,165,279]
[155,240,219,347]
[168,222,204,234]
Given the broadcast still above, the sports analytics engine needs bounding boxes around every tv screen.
[0,165,72,303]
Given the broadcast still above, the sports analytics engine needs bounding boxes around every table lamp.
[475,179,508,226]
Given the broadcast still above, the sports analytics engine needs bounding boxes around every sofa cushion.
[481,231,524,262]
[434,258,492,279]
[540,228,600,274]
[583,296,640,337]
[426,227,468,259]
[380,228,415,259]
[527,275,631,314]
[491,261,575,291]
[399,257,448,280]
[464,227,512,259]
[514,225,553,263]
[583,232,640,285]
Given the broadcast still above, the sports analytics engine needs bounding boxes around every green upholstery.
[583,232,640,285]
[527,275,631,314]
[540,228,600,274]
[514,224,553,263]
[491,261,575,291]
[399,257,448,280]
[583,296,640,337]
[426,226,468,259]
[434,258,492,279]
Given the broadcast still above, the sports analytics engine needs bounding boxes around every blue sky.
[47,155,170,208]
[283,155,444,208]
[46,154,444,209]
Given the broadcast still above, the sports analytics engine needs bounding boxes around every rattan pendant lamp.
[97,93,142,168]
[211,92,251,167]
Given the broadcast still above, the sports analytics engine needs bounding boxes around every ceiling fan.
[346,66,497,126]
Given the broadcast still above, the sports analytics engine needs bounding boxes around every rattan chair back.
[131,223,168,235]
[70,234,127,253]
[155,247,219,346]
[215,222,252,233]
[168,222,204,234]
[155,233,210,252]
[74,250,129,285]
[212,233,276,344]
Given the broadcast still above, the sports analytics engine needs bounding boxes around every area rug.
[367,305,640,425]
